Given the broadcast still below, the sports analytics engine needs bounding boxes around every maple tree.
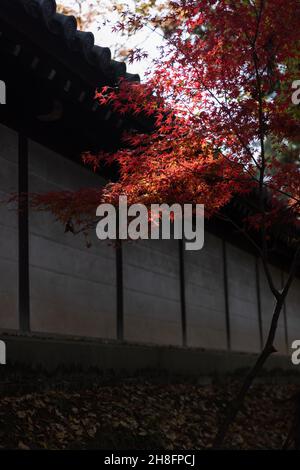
[21,0,300,447]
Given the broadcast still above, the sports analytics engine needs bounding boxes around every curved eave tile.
[18,0,140,84]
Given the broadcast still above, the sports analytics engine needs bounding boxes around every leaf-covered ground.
[0,368,298,450]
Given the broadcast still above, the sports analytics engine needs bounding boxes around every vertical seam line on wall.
[18,133,30,332]
[222,239,231,350]
[116,241,124,341]
[179,239,187,347]
[255,257,264,351]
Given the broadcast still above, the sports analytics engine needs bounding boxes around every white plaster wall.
[123,239,182,345]
[286,277,300,353]
[0,124,18,329]
[227,243,261,353]
[0,124,296,355]
[28,139,117,338]
[185,232,227,349]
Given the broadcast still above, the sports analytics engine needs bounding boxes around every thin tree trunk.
[213,294,285,448]
[213,246,299,448]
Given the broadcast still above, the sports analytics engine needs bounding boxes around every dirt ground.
[0,367,298,450]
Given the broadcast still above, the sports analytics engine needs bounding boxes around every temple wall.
[28,138,117,339]
[0,123,297,356]
[0,125,18,329]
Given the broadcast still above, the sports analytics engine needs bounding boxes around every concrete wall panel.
[123,239,182,345]
[286,277,300,353]
[227,243,261,353]
[185,233,227,350]
[28,139,117,339]
[0,124,18,329]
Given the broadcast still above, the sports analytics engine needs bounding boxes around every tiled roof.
[17,0,140,84]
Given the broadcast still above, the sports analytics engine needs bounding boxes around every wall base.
[0,332,298,377]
